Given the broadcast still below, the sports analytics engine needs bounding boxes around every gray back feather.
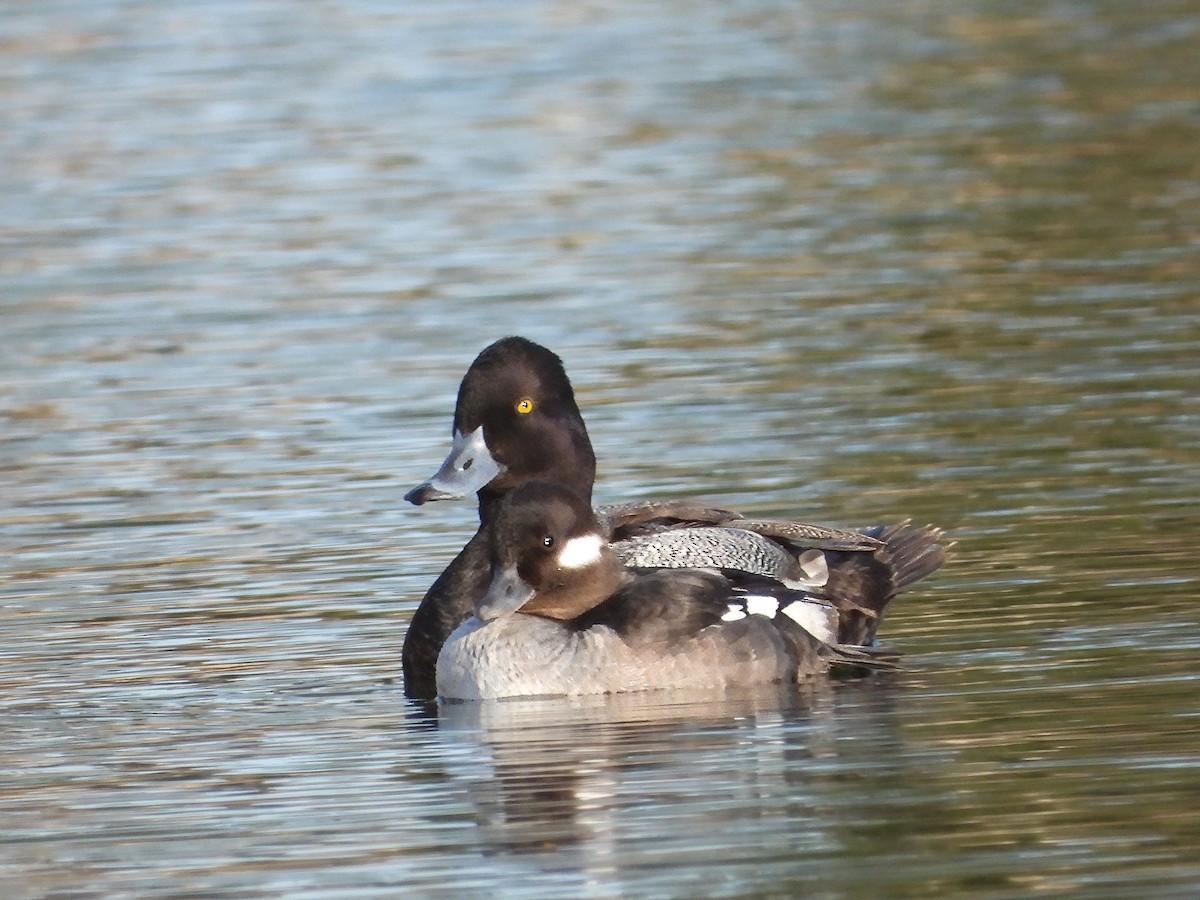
[615,527,829,590]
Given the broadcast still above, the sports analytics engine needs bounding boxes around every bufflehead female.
[437,482,900,700]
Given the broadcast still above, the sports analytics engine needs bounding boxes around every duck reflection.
[435,682,854,857]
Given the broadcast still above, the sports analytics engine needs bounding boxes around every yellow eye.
[516,398,535,415]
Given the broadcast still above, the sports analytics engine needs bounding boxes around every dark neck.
[401,528,492,699]
[476,467,595,527]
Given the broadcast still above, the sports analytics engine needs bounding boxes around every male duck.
[437,482,897,700]
[404,336,946,699]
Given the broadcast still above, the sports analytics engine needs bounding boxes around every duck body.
[436,483,880,701]
[405,337,946,700]
[437,594,817,701]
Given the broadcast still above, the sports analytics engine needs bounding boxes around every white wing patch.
[722,595,782,622]
[744,595,780,618]
[796,549,829,586]
[781,598,838,644]
[557,533,604,569]
[720,592,839,643]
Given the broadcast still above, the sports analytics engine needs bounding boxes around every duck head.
[405,337,597,524]
[477,481,625,622]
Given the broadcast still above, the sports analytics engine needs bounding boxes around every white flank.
[745,595,780,618]
[721,604,747,622]
[781,599,838,644]
[558,533,604,569]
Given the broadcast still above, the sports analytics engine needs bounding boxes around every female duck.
[436,482,896,701]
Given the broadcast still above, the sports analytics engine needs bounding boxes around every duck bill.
[404,425,504,505]
[476,564,536,621]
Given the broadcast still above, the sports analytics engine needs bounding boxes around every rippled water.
[3,1,1199,896]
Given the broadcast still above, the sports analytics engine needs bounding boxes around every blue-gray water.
[3,1,1199,896]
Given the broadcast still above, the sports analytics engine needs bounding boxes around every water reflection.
[4,0,1200,895]
[431,681,924,889]
[438,687,825,856]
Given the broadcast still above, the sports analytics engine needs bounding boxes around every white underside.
[436,614,824,701]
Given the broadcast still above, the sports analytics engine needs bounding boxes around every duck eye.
[515,398,535,415]
[542,535,554,548]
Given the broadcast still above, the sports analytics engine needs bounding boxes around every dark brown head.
[478,481,625,622]
[405,337,596,523]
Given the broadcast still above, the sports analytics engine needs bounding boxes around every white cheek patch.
[744,595,780,618]
[721,604,747,622]
[557,533,604,570]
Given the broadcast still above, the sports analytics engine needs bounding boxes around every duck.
[403,336,946,699]
[436,482,899,700]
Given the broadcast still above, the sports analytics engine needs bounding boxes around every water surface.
[3,1,1199,896]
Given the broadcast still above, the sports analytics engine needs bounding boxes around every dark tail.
[823,521,948,645]
[826,641,902,674]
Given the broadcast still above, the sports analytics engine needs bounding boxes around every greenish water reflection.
[2,0,1198,896]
